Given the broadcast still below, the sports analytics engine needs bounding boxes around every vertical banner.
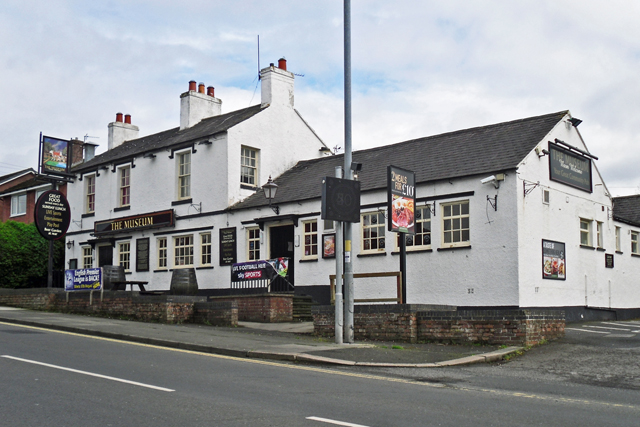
[387,165,416,234]
[40,135,71,176]
[542,239,566,280]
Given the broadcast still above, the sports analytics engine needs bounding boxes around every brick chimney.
[261,58,294,108]
[180,80,222,130]
[108,112,139,150]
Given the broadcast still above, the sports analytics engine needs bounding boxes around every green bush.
[0,221,64,288]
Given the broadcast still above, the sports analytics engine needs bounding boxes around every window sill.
[437,245,471,252]
[196,266,214,270]
[172,198,192,206]
[82,212,95,218]
[299,258,318,263]
[114,206,130,212]
[153,269,169,273]
[632,253,640,258]
[596,247,606,252]
[10,213,26,218]
[616,251,624,255]
[391,248,433,255]
[241,184,258,191]
[580,245,596,250]
[357,252,387,258]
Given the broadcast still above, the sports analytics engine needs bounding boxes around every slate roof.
[0,168,35,186]
[613,195,640,227]
[231,110,568,211]
[72,104,265,173]
[0,177,53,196]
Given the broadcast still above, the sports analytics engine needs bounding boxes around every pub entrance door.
[269,225,294,290]
[98,245,113,267]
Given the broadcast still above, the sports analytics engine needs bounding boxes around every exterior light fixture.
[569,117,582,127]
[263,176,279,215]
[66,240,74,249]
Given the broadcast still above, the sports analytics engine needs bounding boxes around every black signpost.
[34,190,71,288]
[388,165,416,304]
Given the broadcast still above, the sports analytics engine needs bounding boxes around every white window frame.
[118,242,131,272]
[396,205,431,251]
[361,211,386,254]
[177,151,191,200]
[119,166,131,207]
[10,193,27,217]
[85,174,96,214]
[157,237,168,270]
[302,220,319,260]
[174,235,194,267]
[240,146,259,187]
[200,232,212,266]
[441,200,470,248]
[596,221,603,249]
[35,187,49,202]
[615,226,621,252]
[323,219,335,232]
[82,247,93,269]
[632,231,639,255]
[247,227,261,261]
[580,218,592,247]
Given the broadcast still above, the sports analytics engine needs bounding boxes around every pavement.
[0,306,522,367]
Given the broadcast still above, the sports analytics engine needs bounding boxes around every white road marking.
[1,355,174,392]
[565,328,609,334]
[605,334,636,338]
[584,325,631,331]
[306,416,369,427]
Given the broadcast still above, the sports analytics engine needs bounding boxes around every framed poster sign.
[548,142,592,193]
[542,239,566,280]
[322,233,336,259]
[387,165,416,234]
[136,238,150,272]
[219,227,237,266]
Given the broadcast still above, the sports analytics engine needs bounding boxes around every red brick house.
[0,168,67,223]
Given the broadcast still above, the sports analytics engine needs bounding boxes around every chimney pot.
[189,80,197,91]
[124,114,131,124]
[278,58,287,71]
[270,63,274,67]
[116,112,123,123]
[207,86,215,97]
[198,83,205,94]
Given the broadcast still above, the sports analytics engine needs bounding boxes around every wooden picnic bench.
[110,280,148,292]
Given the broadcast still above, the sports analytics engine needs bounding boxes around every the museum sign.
[549,142,592,193]
[94,209,174,235]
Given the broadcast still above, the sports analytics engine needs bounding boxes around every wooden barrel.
[170,268,199,295]
[103,265,125,291]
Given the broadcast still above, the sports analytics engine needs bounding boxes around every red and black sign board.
[94,209,174,235]
[387,165,416,234]
[34,190,71,240]
[321,177,360,223]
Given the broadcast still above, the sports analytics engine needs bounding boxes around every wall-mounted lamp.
[535,147,550,158]
[350,162,363,180]
[569,117,582,127]
[66,240,74,250]
[481,174,504,189]
[263,176,279,215]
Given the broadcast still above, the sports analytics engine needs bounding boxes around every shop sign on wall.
[542,239,566,280]
[549,143,592,193]
[94,209,174,235]
[231,258,289,282]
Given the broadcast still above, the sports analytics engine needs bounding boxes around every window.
[396,205,431,249]
[86,175,95,213]
[119,166,130,207]
[177,151,191,199]
[442,201,470,247]
[632,231,639,255]
[580,219,591,246]
[35,188,48,202]
[10,194,26,217]
[82,247,93,269]
[302,220,318,259]
[616,226,621,252]
[542,189,550,204]
[596,221,603,249]
[118,242,131,272]
[157,238,168,269]
[247,227,261,260]
[361,212,386,253]
[174,235,194,267]
[241,146,258,187]
[201,233,212,266]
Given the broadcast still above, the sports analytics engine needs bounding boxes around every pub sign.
[387,165,416,234]
[94,209,174,235]
[549,142,592,193]
[40,135,72,176]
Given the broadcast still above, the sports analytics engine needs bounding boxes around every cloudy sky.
[1,1,638,195]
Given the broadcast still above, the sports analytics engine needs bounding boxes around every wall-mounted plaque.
[605,253,614,269]
[136,238,149,272]
[219,227,237,266]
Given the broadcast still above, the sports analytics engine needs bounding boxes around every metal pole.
[334,166,344,344]
[399,232,407,304]
[343,0,355,343]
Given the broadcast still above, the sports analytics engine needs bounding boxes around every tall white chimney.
[180,81,222,130]
[108,113,139,150]
[261,58,294,108]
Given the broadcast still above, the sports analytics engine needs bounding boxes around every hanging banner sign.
[64,268,103,291]
[549,143,592,193]
[40,135,72,176]
[231,258,289,282]
[387,165,416,234]
[34,190,71,240]
[542,239,566,280]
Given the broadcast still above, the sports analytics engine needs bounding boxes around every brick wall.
[313,305,565,346]
[193,301,238,326]
[208,293,293,322]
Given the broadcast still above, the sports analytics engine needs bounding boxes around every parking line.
[584,325,631,331]
[306,416,369,427]
[565,328,609,334]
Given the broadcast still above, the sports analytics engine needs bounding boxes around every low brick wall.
[208,293,293,323]
[313,304,565,346]
[193,301,238,326]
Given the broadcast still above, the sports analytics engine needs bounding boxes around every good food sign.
[387,165,416,234]
[34,190,71,240]
[542,239,566,280]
